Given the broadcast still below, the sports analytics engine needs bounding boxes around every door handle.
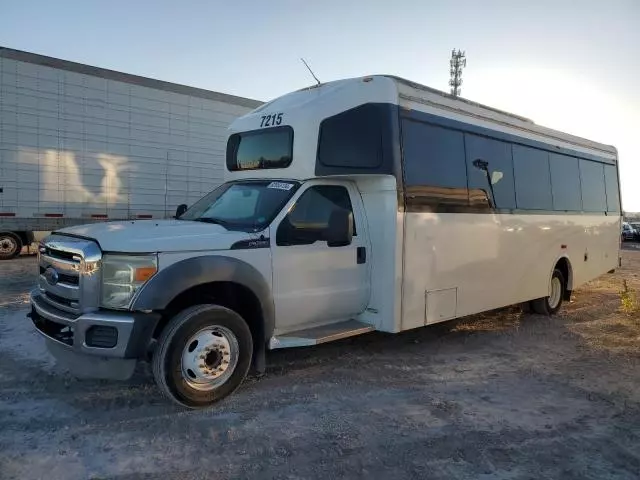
[357,246,366,264]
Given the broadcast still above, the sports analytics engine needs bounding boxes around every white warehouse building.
[0,47,261,257]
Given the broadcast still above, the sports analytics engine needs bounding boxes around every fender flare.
[131,255,275,340]
[549,254,574,297]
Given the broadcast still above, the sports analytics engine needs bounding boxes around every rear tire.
[0,232,22,260]
[531,268,565,316]
[152,304,253,408]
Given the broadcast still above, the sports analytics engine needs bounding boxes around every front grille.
[45,291,76,308]
[38,235,102,315]
[39,266,79,286]
[44,247,78,261]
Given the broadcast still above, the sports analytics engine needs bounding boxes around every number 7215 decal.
[260,113,283,127]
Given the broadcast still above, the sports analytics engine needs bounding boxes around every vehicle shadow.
[262,305,529,377]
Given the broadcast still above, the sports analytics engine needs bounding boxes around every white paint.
[269,179,370,333]
[158,247,274,294]
[59,219,255,253]
[400,212,620,330]
[225,77,399,184]
[351,175,402,332]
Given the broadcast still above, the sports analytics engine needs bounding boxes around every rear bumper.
[29,290,160,379]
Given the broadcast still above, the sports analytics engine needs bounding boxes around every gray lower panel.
[45,339,137,380]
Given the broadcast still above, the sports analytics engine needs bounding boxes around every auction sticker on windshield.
[267,182,294,191]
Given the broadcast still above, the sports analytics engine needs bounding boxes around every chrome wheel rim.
[549,276,562,309]
[181,326,239,391]
[0,237,17,255]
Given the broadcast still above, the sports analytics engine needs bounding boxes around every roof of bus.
[384,75,618,158]
[292,75,617,159]
[384,75,535,123]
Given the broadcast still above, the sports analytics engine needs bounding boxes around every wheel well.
[555,257,572,299]
[17,231,32,248]
[155,281,264,348]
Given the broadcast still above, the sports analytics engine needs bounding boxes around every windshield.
[179,180,300,231]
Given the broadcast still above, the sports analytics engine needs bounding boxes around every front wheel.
[152,304,253,408]
[531,268,565,316]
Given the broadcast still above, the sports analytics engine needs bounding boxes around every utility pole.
[449,49,466,97]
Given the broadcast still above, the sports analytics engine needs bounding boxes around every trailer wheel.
[0,232,22,260]
[152,304,253,408]
[531,269,565,316]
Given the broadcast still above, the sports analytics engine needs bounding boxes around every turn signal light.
[134,266,157,282]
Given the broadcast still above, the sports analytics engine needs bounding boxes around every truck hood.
[56,220,263,253]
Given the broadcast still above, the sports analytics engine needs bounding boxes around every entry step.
[269,320,374,349]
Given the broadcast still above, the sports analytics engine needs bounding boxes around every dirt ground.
[1,249,640,480]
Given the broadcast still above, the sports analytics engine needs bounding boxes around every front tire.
[152,304,253,408]
[531,268,565,316]
[0,232,22,260]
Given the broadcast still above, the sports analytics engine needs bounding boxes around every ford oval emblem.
[44,267,59,285]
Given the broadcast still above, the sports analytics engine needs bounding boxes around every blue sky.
[2,0,639,210]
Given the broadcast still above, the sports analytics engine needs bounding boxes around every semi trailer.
[0,47,261,259]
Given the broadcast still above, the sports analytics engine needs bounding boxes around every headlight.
[101,254,157,310]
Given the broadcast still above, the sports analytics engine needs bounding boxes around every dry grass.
[452,307,524,333]
[620,279,640,315]
[566,250,640,356]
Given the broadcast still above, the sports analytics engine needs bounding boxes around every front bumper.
[29,290,160,379]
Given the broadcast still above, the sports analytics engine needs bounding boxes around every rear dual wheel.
[0,232,22,260]
[531,268,565,315]
[152,304,253,408]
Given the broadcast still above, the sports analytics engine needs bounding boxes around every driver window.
[276,185,355,246]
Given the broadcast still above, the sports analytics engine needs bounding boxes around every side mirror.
[175,204,188,218]
[326,209,353,247]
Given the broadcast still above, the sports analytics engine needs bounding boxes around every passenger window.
[604,164,620,213]
[276,185,355,246]
[318,104,383,169]
[579,159,607,212]
[227,127,293,171]
[512,145,553,210]
[465,134,516,210]
[549,153,582,211]
[401,120,469,210]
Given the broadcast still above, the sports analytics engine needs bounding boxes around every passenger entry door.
[270,182,370,332]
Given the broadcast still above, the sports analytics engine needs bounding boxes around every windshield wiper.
[193,217,231,228]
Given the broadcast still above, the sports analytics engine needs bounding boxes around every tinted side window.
[549,153,582,211]
[579,159,606,212]
[465,134,516,209]
[512,145,552,210]
[604,164,620,213]
[227,127,293,171]
[318,104,383,169]
[276,186,354,246]
[401,120,468,209]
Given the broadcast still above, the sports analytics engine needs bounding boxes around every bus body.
[29,75,621,407]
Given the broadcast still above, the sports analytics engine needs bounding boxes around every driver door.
[270,181,370,332]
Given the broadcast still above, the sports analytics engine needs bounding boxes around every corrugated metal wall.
[0,54,258,228]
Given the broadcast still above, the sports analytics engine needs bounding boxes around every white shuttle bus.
[29,76,621,407]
